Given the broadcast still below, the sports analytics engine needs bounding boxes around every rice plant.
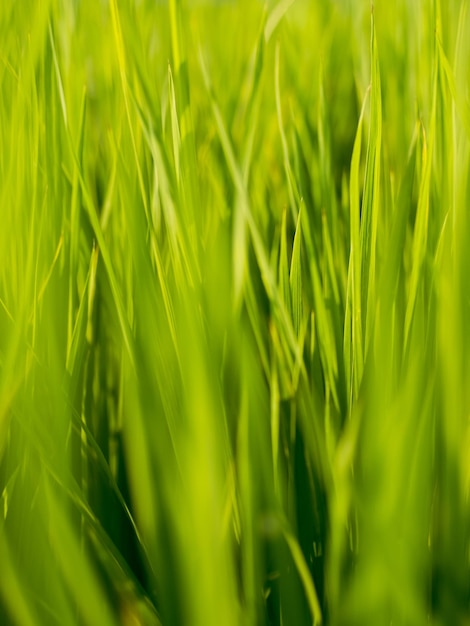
[1,0,469,624]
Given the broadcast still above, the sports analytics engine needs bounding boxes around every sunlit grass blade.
[360,12,382,353]
[275,41,300,220]
[67,86,87,359]
[168,0,200,242]
[265,0,296,42]
[404,103,435,348]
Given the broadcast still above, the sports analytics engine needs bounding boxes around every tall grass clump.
[1,0,470,624]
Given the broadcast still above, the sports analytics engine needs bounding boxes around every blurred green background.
[0,0,469,624]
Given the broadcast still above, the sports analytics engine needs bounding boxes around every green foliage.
[1,0,470,624]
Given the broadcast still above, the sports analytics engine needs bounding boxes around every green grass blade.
[290,205,303,339]
[360,12,382,353]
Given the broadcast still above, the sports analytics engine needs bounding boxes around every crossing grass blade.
[282,523,322,626]
[42,477,116,626]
